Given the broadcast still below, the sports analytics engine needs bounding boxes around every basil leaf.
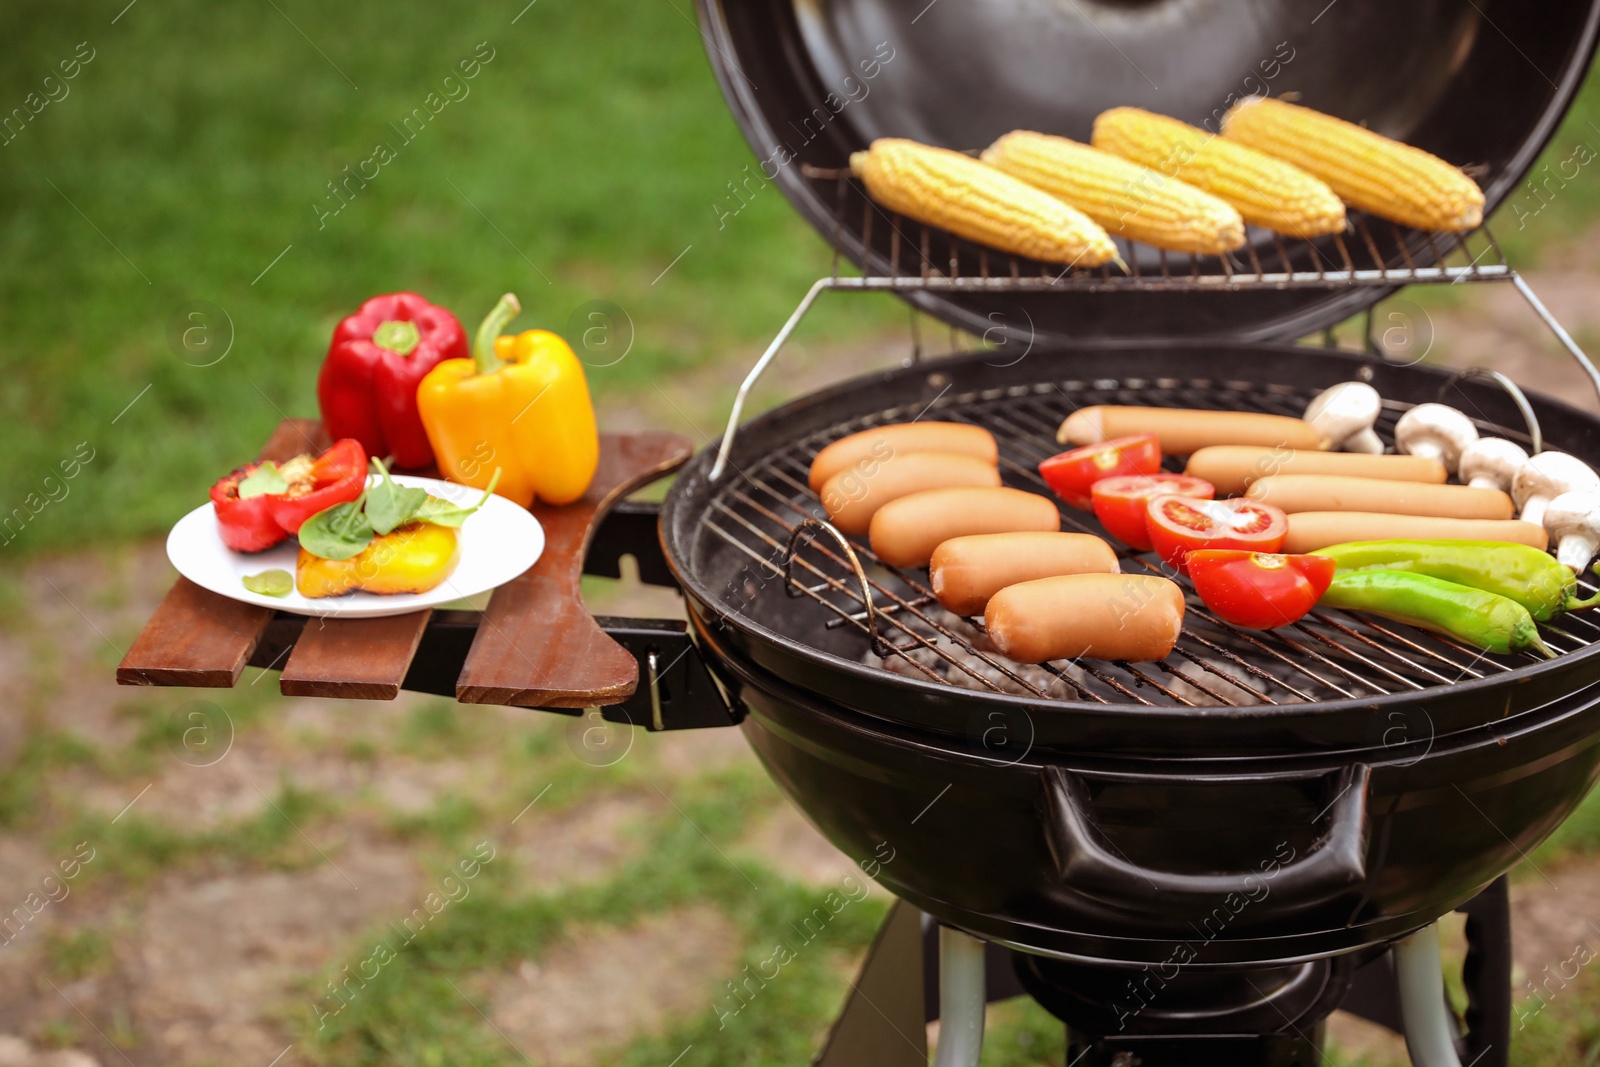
[297,501,374,560]
[412,469,503,528]
[237,461,289,499]
[365,458,428,536]
[242,569,294,597]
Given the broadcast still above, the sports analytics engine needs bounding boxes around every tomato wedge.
[1039,434,1161,509]
[1090,473,1214,550]
[1146,496,1288,572]
[1187,550,1335,629]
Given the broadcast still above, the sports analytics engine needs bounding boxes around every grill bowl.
[660,341,1600,962]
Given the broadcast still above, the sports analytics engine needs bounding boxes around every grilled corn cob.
[1091,107,1346,237]
[981,130,1244,255]
[849,138,1118,267]
[1221,97,1484,232]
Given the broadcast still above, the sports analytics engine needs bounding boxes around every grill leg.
[1339,877,1510,1067]
[932,926,987,1067]
[1458,877,1512,1067]
[1396,923,1465,1067]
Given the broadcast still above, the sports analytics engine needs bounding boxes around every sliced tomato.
[1187,550,1335,629]
[1038,434,1161,509]
[1090,473,1214,550]
[1146,496,1288,572]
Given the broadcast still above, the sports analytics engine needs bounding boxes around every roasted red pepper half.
[210,466,285,552]
[1039,434,1162,510]
[1188,550,1336,630]
[268,437,368,534]
[210,438,368,552]
[317,292,468,469]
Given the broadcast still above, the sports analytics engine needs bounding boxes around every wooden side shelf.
[117,421,693,705]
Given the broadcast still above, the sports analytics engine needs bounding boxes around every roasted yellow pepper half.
[416,293,599,508]
[296,522,460,599]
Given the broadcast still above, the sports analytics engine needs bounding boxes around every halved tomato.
[1090,473,1214,550]
[1146,496,1288,572]
[1187,550,1335,629]
[1039,434,1161,509]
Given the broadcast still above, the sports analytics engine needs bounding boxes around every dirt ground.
[7,262,1600,1065]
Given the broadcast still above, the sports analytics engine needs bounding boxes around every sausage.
[1246,474,1513,519]
[985,573,1184,663]
[821,452,1001,535]
[1057,405,1326,454]
[1184,446,1448,496]
[929,532,1119,615]
[1282,512,1549,554]
[868,487,1060,568]
[808,422,999,492]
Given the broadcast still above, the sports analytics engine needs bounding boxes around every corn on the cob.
[1091,107,1346,238]
[980,130,1244,255]
[1221,97,1484,232]
[849,138,1118,267]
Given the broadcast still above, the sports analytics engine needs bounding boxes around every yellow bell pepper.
[296,522,460,598]
[416,293,599,507]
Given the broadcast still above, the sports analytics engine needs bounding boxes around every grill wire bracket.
[784,518,890,658]
[710,172,1600,480]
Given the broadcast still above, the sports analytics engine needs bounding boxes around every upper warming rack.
[801,164,1512,293]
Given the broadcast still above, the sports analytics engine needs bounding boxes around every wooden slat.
[456,431,693,708]
[117,578,277,687]
[117,419,329,688]
[279,610,433,700]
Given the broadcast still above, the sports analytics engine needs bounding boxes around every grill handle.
[1039,763,1371,914]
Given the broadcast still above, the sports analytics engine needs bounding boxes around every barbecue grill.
[118,1,1600,1064]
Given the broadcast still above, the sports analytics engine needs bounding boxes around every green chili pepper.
[1316,540,1600,622]
[1319,570,1554,658]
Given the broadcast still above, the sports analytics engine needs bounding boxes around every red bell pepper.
[317,292,468,469]
[210,439,368,552]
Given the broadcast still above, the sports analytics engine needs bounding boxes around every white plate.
[167,475,544,618]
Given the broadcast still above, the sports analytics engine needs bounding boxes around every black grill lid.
[696,0,1600,344]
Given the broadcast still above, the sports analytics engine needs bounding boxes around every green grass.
[43,926,114,981]
[0,728,101,828]
[1513,964,1600,1067]
[295,765,877,1066]
[0,0,897,555]
[59,780,338,885]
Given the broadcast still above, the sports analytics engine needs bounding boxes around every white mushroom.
[1394,404,1479,474]
[1457,438,1530,492]
[1304,382,1384,454]
[1513,451,1600,528]
[1543,491,1600,572]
